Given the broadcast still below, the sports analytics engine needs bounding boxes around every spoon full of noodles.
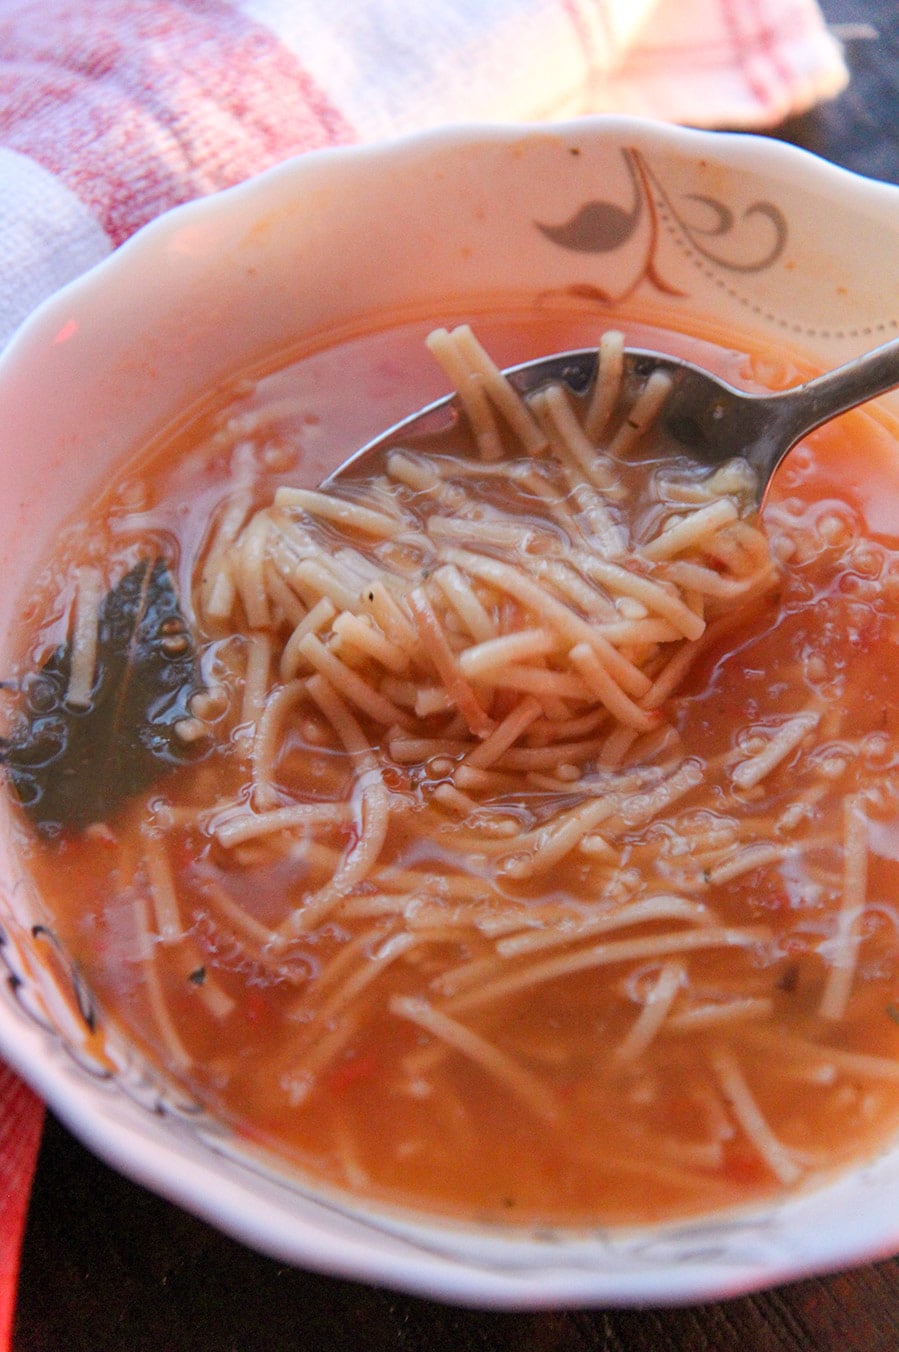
[234,322,899,918]
[331,326,899,509]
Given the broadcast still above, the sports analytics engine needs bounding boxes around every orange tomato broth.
[10,301,899,1229]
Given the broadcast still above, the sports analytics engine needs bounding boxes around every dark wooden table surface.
[12,3,899,1348]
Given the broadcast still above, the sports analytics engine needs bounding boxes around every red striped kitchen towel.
[0,0,847,1344]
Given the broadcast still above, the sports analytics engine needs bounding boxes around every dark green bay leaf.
[0,558,206,835]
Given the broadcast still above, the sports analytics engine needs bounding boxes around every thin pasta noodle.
[358,581,420,651]
[291,557,360,613]
[666,559,778,600]
[711,1047,802,1185]
[447,324,548,455]
[281,1014,364,1107]
[463,696,543,771]
[66,566,103,708]
[385,449,445,495]
[279,597,336,681]
[642,497,740,562]
[744,1027,899,1083]
[195,872,289,954]
[481,736,613,774]
[529,556,618,621]
[141,825,182,944]
[534,383,627,529]
[569,642,660,732]
[214,801,352,849]
[667,997,773,1032]
[513,466,594,542]
[233,510,272,630]
[465,663,591,703]
[263,561,308,629]
[424,328,504,461]
[616,962,684,1062]
[560,1139,751,1205]
[204,565,237,623]
[438,925,771,1009]
[452,763,521,795]
[819,794,869,1021]
[297,632,416,730]
[496,895,716,957]
[607,369,673,459]
[200,487,253,619]
[240,631,272,731]
[332,611,410,675]
[431,782,483,817]
[597,722,640,769]
[598,758,705,836]
[332,1122,371,1191]
[575,555,706,641]
[388,734,471,763]
[406,587,494,737]
[707,841,800,885]
[375,677,421,710]
[286,783,390,934]
[496,792,626,879]
[454,770,661,853]
[133,893,194,1073]
[458,629,556,678]
[427,513,557,554]
[431,564,496,643]
[275,487,402,538]
[583,328,625,441]
[171,941,236,1021]
[730,712,820,790]
[439,548,655,689]
[596,617,682,646]
[390,995,558,1121]
[314,932,419,1025]
[251,678,307,808]
[275,676,391,935]
[298,922,394,1002]
[640,636,704,710]
[527,706,608,745]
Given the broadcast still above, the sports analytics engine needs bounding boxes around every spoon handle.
[770,334,899,449]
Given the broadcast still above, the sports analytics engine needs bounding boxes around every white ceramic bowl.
[0,118,898,1309]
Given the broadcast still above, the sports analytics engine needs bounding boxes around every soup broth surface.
[7,306,899,1228]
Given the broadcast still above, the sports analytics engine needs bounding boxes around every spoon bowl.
[328,336,899,504]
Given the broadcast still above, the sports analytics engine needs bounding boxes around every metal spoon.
[326,335,899,504]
